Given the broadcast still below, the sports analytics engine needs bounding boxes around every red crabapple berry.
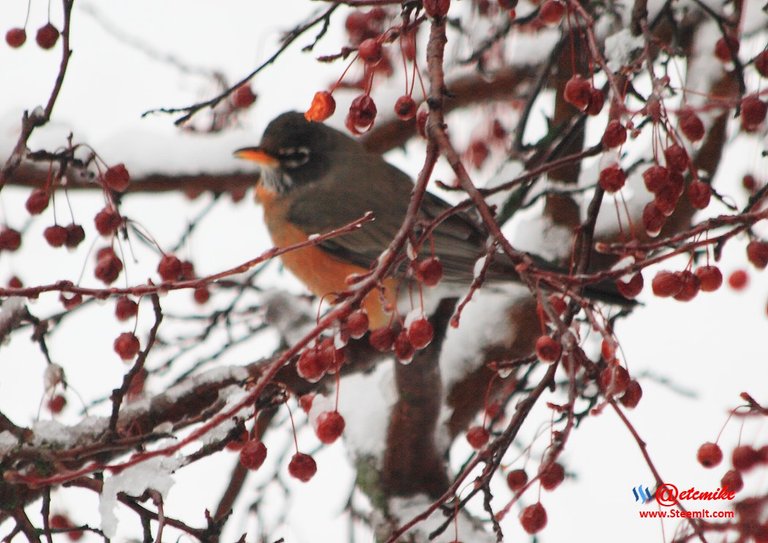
[727,269,748,291]
[721,469,744,492]
[315,411,345,444]
[44,225,67,247]
[232,84,257,109]
[732,445,760,472]
[346,94,377,134]
[598,164,626,193]
[599,364,630,396]
[94,206,122,236]
[755,51,768,78]
[539,462,565,490]
[114,332,140,360]
[506,469,528,491]
[538,1,565,25]
[563,75,591,110]
[5,28,26,48]
[297,348,326,382]
[408,318,434,349]
[687,180,711,209]
[535,336,561,363]
[25,189,49,215]
[394,329,416,362]
[714,36,739,63]
[115,296,139,321]
[288,452,317,482]
[673,270,700,302]
[664,144,689,172]
[586,88,604,116]
[157,254,182,281]
[520,502,547,535]
[0,228,21,251]
[696,266,723,292]
[642,165,669,194]
[642,202,665,237]
[345,309,369,339]
[394,95,417,121]
[423,0,450,18]
[299,393,314,413]
[7,276,22,288]
[619,380,643,408]
[64,223,85,248]
[358,38,383,65]
[103,163,130,192]
[740,95,768,132]
[94,249,123,285]
[466,426,490,449]
[47,394,66,414]
[35,23,59,49]
[747,241,768,269]
[416,256,443,286]
[601,120,627,149]
[318,337,345,373]
[369,327,395,352]
[305,91,336,122]
[678,108,705,142]
[651,270,683,297]
[239,440,267,470]
[697,442,723,468]
[193,286,210,304]
[616,272,644,299]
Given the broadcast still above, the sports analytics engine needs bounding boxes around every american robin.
[234,111,621,329]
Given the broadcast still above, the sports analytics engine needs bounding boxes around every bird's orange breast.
[256,184,395,329]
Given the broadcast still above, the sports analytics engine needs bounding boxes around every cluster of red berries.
[5,23,59,50]
[296,336,347,382]
[697,441,768,494]
[648,262,748,301]
[49,513,84,541]
[368,316,434,363]
[238,437,318,482]
[563,75,604,115]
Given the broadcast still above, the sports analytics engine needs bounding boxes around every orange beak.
[233,147,279,167]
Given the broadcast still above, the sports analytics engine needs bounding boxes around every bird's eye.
[278,147,310,169]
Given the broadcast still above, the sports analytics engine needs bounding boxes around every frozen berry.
[65,224,85,248]
[288,452,317,482]
[732,445,760,472]
[346,94,377,134]
[115,296,138,321]
[394,95,417,121]
[721,469,744,492]
[506,469,528,491]
[394,329,415,362]
[599,364,630,396]
[740,95,767,132]
[539,462,565,490]
[358,38,383,65]
[687,180,711,209]
[94,206,121,236]
[651,270,683,297]
[114,332,140,360]
[727,269,748,290]
[697,442,723,468]
[157,254,182,282]
[664,144,689,172]
[315,410,345,444]
[407,318,434,349]
[714,35,739,63]
[369,327,395,352]
[345,308,369,339]
[642,165,669,194]
[35,23,59,49]
[297,348,327,382]
[672,270,700,302]
[25,189,49,215]
[616,272,643,299]
[520,502,547,535]
[416,257,443,286]
[94,249,123,285]
[232,84,257,109]
[5,28,26,48]
[103,164,130,192]
[696,265,723,292]
[539,1,565,25]
[619,380,643,408]
[563,75,591,110]
[239,440,267,470]
[0,227,21,251]
[47,394,66,414]
[466,426,489,449]
[299,393,314,413]
[193,286,210,304]
[598,164,626,192]
[678,108,705,142]
[747,241,768,269]
[305,91,335,122]
[755,51,768,78]
[602,120,627,148]
[535,335,561,363]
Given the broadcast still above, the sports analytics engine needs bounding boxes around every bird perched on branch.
[234,111,626,329]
